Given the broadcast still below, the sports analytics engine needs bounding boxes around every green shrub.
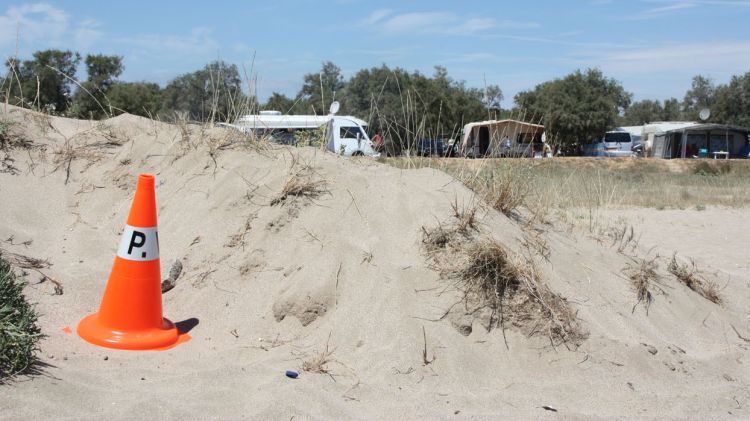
[0,256,42,381]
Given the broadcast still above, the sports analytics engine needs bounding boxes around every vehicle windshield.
[604,132,631,144]
[340,126,364,139]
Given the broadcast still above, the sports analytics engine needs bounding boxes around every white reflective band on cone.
[116,225,159,261]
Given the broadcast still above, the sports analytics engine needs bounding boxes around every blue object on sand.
[285,370,299,379]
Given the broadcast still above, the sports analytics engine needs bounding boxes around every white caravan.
[228,102,378,157]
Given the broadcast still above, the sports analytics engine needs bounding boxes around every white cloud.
[0,3,107,56]
[113,27,220,59]
[631,0,750,19]
[362,9,392,25]
[0,3,69,51]
[360,10,539,36]
[586,41,750,75]
[74,19,102,52]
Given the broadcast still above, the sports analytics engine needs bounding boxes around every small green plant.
[0,256,43,381]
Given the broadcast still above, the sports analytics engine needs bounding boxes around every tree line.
[3,48,749,152]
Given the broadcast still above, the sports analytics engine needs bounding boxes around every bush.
[0,256,42,381]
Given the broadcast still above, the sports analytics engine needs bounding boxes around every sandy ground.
[1,106,749,420]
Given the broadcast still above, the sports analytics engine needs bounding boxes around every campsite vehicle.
[602,127,642,157]
[460,120,546,158]
[228,102,379,156]
[584,127,642,157]
[416,139,446,157]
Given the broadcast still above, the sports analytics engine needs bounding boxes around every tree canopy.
[160,60,247,122]
[3,49,81,113]
[71,54,124,119]
[515,69,632,152]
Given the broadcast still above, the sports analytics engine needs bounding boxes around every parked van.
[227,102,378,157]
[584,126,643,157]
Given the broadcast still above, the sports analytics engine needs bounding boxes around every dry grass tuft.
[625,257,657,314]
[453,240,584,348]
[270,156,328,206]
[302,336,336,376]
[422,199,480,254]
[421,223,460,254]
[271,176,327,206]
[450,198,478,235]
[474,167,534,216]
[0,119,33,174]
[423,208,585,349]
[667,254,722,304]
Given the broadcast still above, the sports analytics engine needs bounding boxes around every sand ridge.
[1,105,749,419]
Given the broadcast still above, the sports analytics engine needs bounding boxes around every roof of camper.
[642,122,750,134]
[463,119,544,131]
[612,126,644,135]
[235,113,368,130]
[660,123,750,134]
[642,122,699,133]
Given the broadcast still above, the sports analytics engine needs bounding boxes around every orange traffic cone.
[78,174,180,350]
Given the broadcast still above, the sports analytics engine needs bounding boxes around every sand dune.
[1,105,749,419]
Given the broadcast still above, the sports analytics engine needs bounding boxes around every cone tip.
[138,173,155,188]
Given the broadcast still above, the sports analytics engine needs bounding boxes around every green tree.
[263,92,307,114]
[483,84,504,117]
[515,68,631,153]
[713,71,750,126]
[3,49,81,113]
[662,98,682,121]
[622,99,664,125]
[682,75,715,120]
[342,64,487,153]
[107,82,161,118]
[72,54,124,119]
[298,61,345,115]
[160,60,248,122]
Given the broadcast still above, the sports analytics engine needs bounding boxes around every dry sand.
[1,105,749,420]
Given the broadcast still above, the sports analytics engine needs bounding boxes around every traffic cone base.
[78,314,178,350]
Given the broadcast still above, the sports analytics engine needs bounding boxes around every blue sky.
[1,0,749,107]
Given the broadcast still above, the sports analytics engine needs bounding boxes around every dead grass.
[421,200,479,254]
[453,240,584,348]
[625,257,657,314]
[270,155,329,206]
[385,157,750,212]
[450,198,478,235]
[270,176,328,206]
[0,119,33,174]
[302,335,336,376]
[667,254,722,304]
[422,208,585,349]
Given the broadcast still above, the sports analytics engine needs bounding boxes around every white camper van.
[228,102,378,157]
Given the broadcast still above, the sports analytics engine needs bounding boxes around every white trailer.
[228,102,378,157]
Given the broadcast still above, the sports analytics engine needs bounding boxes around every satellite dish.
[699,108,711,121]
[329,101,340,115]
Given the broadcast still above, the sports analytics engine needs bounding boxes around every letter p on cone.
[78,174,180,350]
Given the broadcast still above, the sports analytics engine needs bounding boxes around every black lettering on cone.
[128,231,147,258]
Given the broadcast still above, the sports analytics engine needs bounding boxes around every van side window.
[340,126,363,139]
